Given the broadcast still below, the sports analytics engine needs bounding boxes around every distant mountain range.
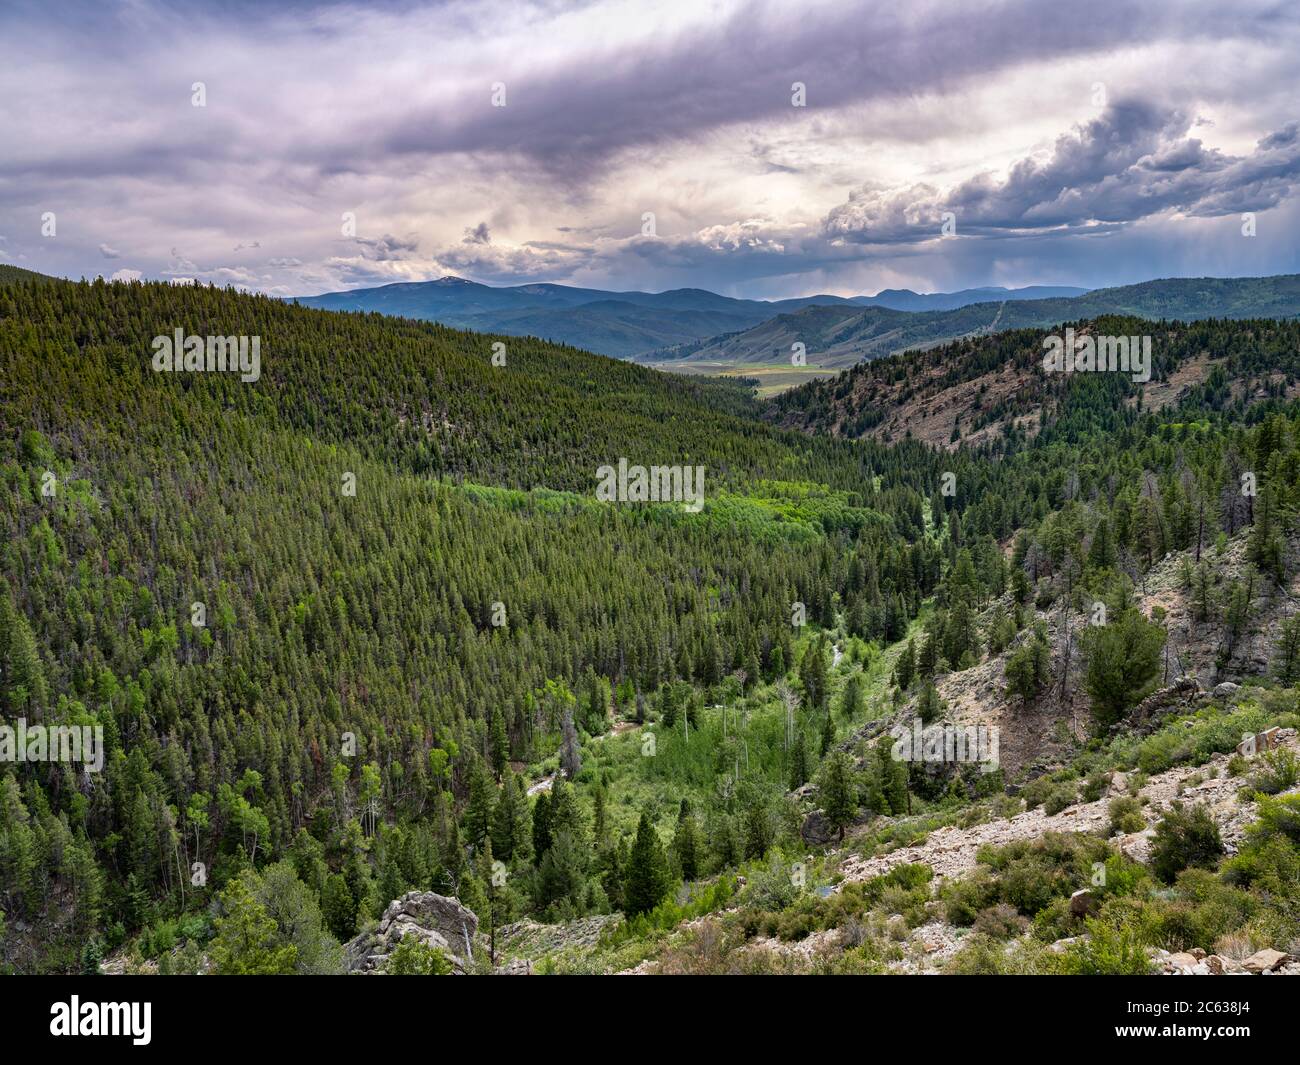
[289,277,1088,359]
[651,274,1300,371]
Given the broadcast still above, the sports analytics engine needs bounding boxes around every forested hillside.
[0,277,940,972]
[764,316,1300,444]
[3,276,1299,977]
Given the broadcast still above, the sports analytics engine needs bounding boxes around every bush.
[137,918,179,960]
[773,900,821,942]
[999,854,1070,916]
[1107,796,1146,836]
[1094,852,1148,899]
[941,869,998,926]
[1020,774,1059,810]
[972,903,1028,940]
[1054,916,1153,975]
[1249,748,1299,796]
[1043,781,1079,816]
[739,853,801,912]
[1030,897,1077,944]
[1150,869,1255,952]
[1150,803,1224,884]
[1249,792,1300,847]
[385,935,453,975]
[1081,769,1112,803]
[945,934,1049,975]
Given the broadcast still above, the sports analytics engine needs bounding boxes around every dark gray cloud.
[823,103,1300,244]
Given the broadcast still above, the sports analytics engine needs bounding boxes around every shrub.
[385,935,453,975]
[1249,748,1300,796]
[1249,792,1300,847]
[1107,796,1146,836]
[973,903,1028,940]
[941,869,998,927]
[739,853,801,912]
[1043,781,1079,816]
[1151,869,1255,952]
[1020,774,1058,810]
[1081,769,1112,803]
[945,934,1049,975]
[1030,897,1077,944]
[1150,803,1224,884]
[773,897,821,942]
[1094,852,1148,899]
[1054,916,1153,975]
[999,854,1070,916]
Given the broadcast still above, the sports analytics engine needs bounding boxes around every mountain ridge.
[288,276,1090,359]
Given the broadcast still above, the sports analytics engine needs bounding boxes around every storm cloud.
[2,0,1298,296]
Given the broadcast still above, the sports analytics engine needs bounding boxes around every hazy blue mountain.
[289,277,1085,358]
[851,285,1088,312]
[657,274,1300,371]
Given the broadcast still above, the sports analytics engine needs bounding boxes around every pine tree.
[591,782,608,845]
[321,873,358,941]
[788,730,809,790]
[1275,615,1300,685]
[820,706,835,756]
[211,872,298,975]
[489,706,509,779]
[816,751,856,841]
[559,707,582,780]
[0,580,47,713]
[799,636,829,710]
[840,673,863,719]
[1080,608,1166,727]
[623,813,670,916]
[490,770,529,862]
[672,814,699,882]
[894,638,916,691]
[917,681,944,724]
[463,758,495,848]
[531,791,553,859]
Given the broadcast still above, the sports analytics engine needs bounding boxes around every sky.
[2,0,1299,300]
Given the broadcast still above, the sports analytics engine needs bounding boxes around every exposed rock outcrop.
[344,892,480,974]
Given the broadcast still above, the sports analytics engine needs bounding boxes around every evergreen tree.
[211,872,298,976]
[816,751,857,841]
[672,814,700,882]
[623,813,670,917]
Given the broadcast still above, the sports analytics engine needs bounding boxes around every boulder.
[344,891,480,974]
[1069,889,1097,918]
[801,810,837,846]
[1214,682,1241,700]
[1242,948,1289,974]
